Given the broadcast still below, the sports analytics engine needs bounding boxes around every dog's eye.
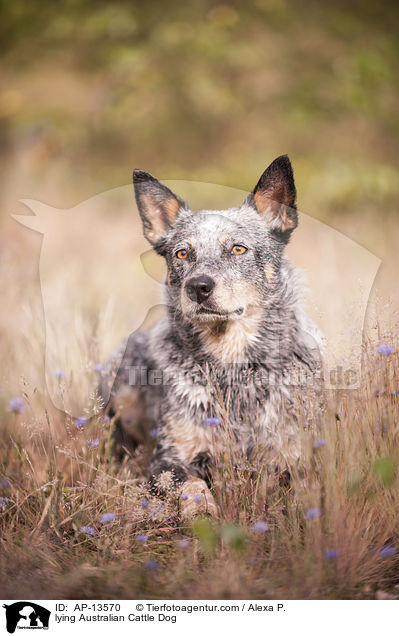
[176,249,188,260]
[231,245,247,255]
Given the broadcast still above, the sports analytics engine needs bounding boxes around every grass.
[1,334,399,600]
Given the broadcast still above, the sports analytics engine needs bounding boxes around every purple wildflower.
[93,364,104,372]
[205,417,221,427]
[9,397,25,414]
[100,512,116,524]
[305,507,322,520]
[377,345,394,356]
[87,439,99,448]
[181,494,189,501]
[252,520,270,533]
[194,494,203,503]
[136,534,148,543]
[80,526,96,536]
[74,416,87,429]
[324,549,339,559]
[141,498,149,508]
[313,439,326,449]
[379,545,397,557]
[146,559,158,571]
[150,428,158,437]
[0,478,10,489]
[54,370,65,379]
[0,496,9,511]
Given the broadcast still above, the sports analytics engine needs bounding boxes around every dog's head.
[133,155,297,325]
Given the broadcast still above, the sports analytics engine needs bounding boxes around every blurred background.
[0,0,398,405]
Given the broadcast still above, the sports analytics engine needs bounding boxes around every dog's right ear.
[133,170,188,247]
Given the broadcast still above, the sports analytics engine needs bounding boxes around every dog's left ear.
[250,155,297,237]
[133,170,188,247]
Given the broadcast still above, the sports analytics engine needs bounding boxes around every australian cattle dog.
[101,155,322,517]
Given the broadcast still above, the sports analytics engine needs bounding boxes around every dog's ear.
[133,170,188,246]
[250,155,297,237]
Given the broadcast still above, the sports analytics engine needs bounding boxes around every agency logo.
[2,603,51,634]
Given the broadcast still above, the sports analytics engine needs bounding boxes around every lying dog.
[101,155,322,517]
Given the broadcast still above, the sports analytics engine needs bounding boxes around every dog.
[101,155,322,517]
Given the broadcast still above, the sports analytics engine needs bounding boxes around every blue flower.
[194,495,203,503]
[141,498,150,508]
[252,520,270,533]
[377,345,394,356]
[93,364,104,372]
[205,417,221,427]
[87,439,99,448]
[313,439,326,449]
[0,496,9,510]
[9,397,25,414]
[146,559,158,571]
[80,526,96,536]
[100,512,116,524]
[305,507,322,520]
[150,428,158,437]
[74,416,87,429]
[54,370,65,379]
[324,549,339,559]
[379,545,397,557]
[181,494,189,501]
[136,534,148,543]
[178,539,189,550]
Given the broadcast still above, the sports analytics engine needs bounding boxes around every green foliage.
[373,457,396,487]
[0,0,397,206]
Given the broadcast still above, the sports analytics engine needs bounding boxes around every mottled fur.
[101,156,322,514]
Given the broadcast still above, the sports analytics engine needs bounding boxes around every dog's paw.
[180,477,218,519]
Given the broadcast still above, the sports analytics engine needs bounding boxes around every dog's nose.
[185,275,215,304]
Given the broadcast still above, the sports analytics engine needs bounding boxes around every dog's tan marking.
[201,310,263,363]
[180,477,218,518]
[254,193,297,232]
[140,193,180,243]
[165,417,219,465]
[265,263,275,284]
[163,196,180,224]
[113,385,149,444]
[198,281,264,363]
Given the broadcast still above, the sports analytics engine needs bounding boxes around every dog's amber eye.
[232,245,247,255]
[176,249,188,260]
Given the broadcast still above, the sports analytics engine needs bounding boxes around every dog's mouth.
[191,306,245,322]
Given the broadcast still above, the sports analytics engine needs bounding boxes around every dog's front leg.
[149,442,218,519]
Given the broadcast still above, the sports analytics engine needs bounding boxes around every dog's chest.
[162,365,289,464]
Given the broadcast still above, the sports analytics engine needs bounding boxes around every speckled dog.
[102,155,322,517]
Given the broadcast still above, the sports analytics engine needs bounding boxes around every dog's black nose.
[185,275,215,304]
